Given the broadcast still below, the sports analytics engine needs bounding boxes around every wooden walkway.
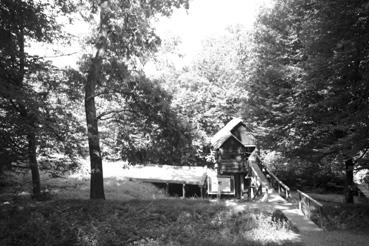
[248,162,369,246]
[249,162,326,245]
[265,190,323,234]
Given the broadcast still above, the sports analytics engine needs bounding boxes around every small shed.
[210,118,256,198]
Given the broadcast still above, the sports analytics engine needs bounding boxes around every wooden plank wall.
[219,159,246,173]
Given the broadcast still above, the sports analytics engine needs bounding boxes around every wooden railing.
[252,175,264,200]
[297,189,323,227]
[247,164,264,200]
[257,162,291,200]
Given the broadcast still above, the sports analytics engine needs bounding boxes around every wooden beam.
[166,183,169,195]
[126,177,203,186]
[250,186,254,199]
[217,181,221,200]
[182,184,186,199]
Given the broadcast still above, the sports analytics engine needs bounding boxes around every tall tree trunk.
[18,24,42,198]
[84,0,108,200]
[20,106,41,198]
[344,158,354,203]
[27,130,41,198]
[85,73,105,199]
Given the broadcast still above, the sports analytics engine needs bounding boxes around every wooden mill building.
[209,118,256,198]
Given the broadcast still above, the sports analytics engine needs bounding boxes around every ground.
[0,162,301,246]
[1,162,369,246]
[0,198,303,246]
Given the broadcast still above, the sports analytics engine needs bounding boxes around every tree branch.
[355,148,369,163]
[97,109,134,121]
[43,52,78,58]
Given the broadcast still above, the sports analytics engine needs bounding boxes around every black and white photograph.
[1,0,369,245]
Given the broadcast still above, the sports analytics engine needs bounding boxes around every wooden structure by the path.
[250,162,324,246]
[123,164,207,198]
[255,155,291,200]
[210,118,256,198]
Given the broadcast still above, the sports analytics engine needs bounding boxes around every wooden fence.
[254,156,325,227]
[297,189,324,227]
[257,162,291,200]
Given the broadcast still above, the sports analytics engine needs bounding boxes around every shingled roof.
[211,118,256,149]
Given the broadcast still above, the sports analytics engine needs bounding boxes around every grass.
[46,177,167,200]
[0,160,167,201]
[0,173,166,201]
[0,199,302,246]
[0,165,302,246]
[3,160,369,245]
[308,192,368,205]
[316,203,369,231]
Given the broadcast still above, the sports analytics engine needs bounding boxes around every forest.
[1,0,369,245]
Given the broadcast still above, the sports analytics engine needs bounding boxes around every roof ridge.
[211,118,256,149]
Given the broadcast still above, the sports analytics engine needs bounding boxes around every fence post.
[265,186,269,200]
[217,181,221,200]
[166,183,169,195]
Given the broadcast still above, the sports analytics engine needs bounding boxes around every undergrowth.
[0,199,302,246]
[313,203,369,232]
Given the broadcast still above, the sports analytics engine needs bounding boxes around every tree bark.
[85,73,105,199]
[84,0,108,200]
[19,105,42,198]
[17,23,41,198]
[27,130,41,198]
[344,158,354,203]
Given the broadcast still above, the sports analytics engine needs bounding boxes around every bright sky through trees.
[154,0,273,58]
[28,0,273,68]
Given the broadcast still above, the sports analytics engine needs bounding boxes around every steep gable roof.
[211,118,256,149]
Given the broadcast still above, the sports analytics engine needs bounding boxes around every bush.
[263,153,345,191]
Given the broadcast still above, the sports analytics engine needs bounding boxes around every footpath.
[249,161,369,245]
[231,195,369,246]
[266,191,323,246]
[255,178,369,245]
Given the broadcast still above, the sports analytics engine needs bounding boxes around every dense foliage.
[74,0,190,198]
[147,26,251,164]
[1,0,368,202]
[243,0,369,197]
[102,75,196,165]
[246,0,369,165]
[0,0,84,196]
